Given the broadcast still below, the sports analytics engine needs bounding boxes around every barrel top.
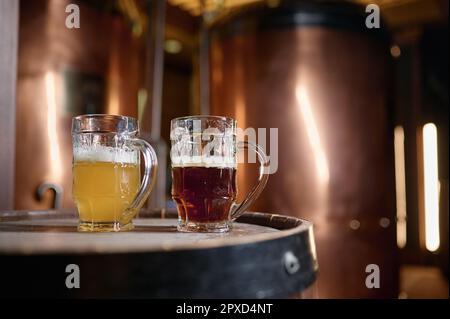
[0,210,318,298]
[0,209,312,255]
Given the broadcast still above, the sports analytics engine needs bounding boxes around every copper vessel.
[15,0,143,210]
[209,2,397,298]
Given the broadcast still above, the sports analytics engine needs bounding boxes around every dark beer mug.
[170,116,269,232]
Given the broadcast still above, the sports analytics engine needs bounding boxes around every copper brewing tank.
[209,2,397,298]
[15,0,143,210]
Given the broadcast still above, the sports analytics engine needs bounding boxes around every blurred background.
[0,0,448,298]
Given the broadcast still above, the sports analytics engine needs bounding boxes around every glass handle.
[120,138,158,224]
[231,141,270,220]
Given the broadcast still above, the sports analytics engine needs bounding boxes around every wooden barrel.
[0,210,317,298]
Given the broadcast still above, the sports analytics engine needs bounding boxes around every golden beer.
[73,160,140,231]
[72,114,157,232]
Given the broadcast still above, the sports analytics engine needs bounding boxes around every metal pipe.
[149,0,166,141]
[141,0,167,210]
[199,26,210,115]
[0,0,19,210]
[199,0,211,115]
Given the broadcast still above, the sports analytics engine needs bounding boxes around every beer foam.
[74,145,138,164]
[171,156,236,168]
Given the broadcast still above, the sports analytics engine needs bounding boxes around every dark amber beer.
[172,166,237,223]
[170,115,269,232]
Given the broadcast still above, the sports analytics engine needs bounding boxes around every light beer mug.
[72,114,157,232]
[171,116,270,233]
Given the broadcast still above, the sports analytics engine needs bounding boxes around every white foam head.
[74,145,138,164]
[171,155,236,168]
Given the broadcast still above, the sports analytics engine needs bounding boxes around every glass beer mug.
[170,116,270,232]
[72,114,157,232]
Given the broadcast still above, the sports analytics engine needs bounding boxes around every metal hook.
[36,182,63,209]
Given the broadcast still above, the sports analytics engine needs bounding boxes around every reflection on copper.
[106,36,121,115]
[295,86,329,186]
[138,88,148,123]
[45,71,62,181]
[394,126,407,248]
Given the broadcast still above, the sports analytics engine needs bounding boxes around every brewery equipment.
[209,1,397,298]
[15,0,145,210]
